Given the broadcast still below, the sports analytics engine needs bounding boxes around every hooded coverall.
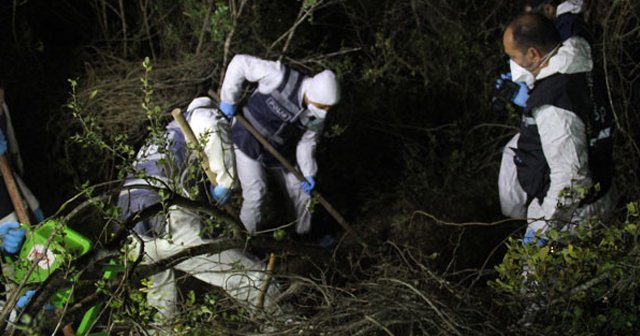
[498,36,616,237]
[220,55,324,235]
[118,97,279,323]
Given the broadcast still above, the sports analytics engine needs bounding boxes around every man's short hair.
[508,12,561,54]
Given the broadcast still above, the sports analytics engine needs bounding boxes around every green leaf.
[624,223,637,234]
[187,290,196,305]
[273,229,286,241]
[548,229,559,241]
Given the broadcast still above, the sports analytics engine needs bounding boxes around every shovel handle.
[233,113,365,243]
[171,109,219,185]
[0,154,30,225]
[171,108,241,236]
[207,89,366,248]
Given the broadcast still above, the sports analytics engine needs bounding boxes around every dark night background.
[0,0,517,223]
[0,1,96,212]
[0,0,638,280]
[1,0,639,334]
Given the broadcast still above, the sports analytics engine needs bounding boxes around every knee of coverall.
[235,148,268,233]
[147,268,178,322]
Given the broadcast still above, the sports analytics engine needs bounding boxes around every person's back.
[118,96,280,327]
[525,0,614,205]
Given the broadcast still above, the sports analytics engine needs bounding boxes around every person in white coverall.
[498,0,595,221]
[118,96,279,325]
[217,55,340,236]
[498,13,616,246]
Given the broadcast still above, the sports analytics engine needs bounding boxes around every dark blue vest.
[134,111,192,179]
[232,66,307,168]
[555,13,592,44]
[515,72,613,205]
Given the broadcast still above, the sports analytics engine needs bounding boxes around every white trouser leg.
[235,149,268,234]
[272,169,312,235]
[147,268,177,322]
[132,206,280,317]
[137,207,200,322]
[498,133,528,218]
[173,249,279,309]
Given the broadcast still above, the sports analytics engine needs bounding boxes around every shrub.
[492,202,640,334]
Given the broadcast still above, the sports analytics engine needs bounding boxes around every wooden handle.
[171,109,218,185]
[257,253,277,309]
[205,89,367,248]
[0,155,30,225]
[171,108,241,236]
[233,113,367,247]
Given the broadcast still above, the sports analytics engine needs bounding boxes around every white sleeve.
[220,54,285,104]
[296,126,323,177]
[534,105,591,225]
[188,108,236,188]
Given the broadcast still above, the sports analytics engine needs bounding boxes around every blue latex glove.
[511,80,529,108]
[496,73,529,108]
[219,101,236,119]
[208,185,231,205]
[495,72,512,89]
[522,228,547,247]
[15,290,54,311]
[16,290,36,310]
[299,176,315,195]
[33,208,45,223]
[0,129,7,156]
[0,221,26,254]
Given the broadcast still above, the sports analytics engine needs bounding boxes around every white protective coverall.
[121,97,236,199]
[127,206,280,322]
[119,97,279,322]
[0,92,41,224]
[498,37,616,235]
[220,55,323,235]
[556,0,583,16]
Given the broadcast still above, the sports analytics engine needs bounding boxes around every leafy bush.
[492,202,640,334]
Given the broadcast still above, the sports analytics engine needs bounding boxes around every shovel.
[171,108,244,237]
[207,90,367,249]
[0,154,78,336]
[0,154,30,225]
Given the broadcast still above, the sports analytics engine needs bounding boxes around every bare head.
[502,12,561,76]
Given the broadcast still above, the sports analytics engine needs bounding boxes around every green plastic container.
[10,219,121,335]
[14,219,92,284]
